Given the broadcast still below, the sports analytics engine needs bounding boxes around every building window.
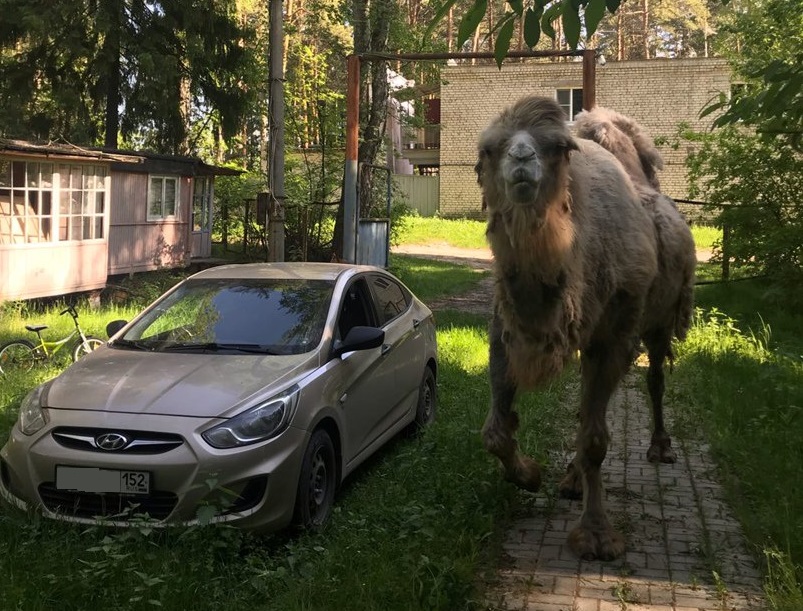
[0,161,105,244]
[59,164,106,241]
[556,88,584,121]
[148,176,179,220]
[192,176,212,232]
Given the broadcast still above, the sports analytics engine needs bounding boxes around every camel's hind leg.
[643,331,677,463]
[567,340,632,561]
[482,314,542,492]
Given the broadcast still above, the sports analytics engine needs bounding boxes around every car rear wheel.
[294,429,337,530]
[414,367,437,429]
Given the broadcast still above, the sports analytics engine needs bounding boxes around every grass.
[0,256,576,610]
[396,215,722,253]
[396,216,487,249]
[672,279,803,610]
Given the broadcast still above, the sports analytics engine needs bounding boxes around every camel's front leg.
[482,315,542,492]
[567,342,631,561]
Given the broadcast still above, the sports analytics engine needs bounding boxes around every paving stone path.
[394,244,767,611]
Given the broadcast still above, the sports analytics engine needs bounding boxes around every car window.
[119,278,335,354]
[337,279,375,340]
[369,274,410,326]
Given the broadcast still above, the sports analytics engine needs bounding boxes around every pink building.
[0,139,238,302]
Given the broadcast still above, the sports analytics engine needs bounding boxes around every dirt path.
[393,244,765,611]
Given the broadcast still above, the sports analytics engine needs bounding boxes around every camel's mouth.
[508,180,539,203]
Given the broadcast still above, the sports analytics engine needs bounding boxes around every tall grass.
[673,297,803,610]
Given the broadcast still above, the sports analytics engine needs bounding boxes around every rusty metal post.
[343,54,360,263]
[582,49,597,111]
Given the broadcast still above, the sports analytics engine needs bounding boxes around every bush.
[685,126,803,300]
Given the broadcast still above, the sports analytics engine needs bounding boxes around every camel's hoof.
[558,463,583,500]
[567,525,625,561]
[505,455,542,493]
[647,440,677,464]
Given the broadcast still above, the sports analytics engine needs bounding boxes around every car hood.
[44,347,319,418]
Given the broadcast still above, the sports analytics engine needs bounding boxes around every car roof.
[188,262,384,282]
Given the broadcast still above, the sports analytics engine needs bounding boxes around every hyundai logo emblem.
[95,433,129,451]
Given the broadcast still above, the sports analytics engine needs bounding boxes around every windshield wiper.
[159,342,279,354]
[110,338,156,351]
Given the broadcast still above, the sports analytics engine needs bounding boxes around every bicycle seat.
[26,324,47,333]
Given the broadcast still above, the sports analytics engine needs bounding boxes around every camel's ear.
[563,136,580,161]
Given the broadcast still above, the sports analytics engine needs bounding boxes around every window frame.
[556,88,584,122]
[147,175,180,222]
[0,160,107,245]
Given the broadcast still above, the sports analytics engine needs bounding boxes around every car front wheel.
[294,429,337,530]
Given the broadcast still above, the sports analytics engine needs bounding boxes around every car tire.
[294,429,337,530]
[414,367,437,430]
[72,336,104,361]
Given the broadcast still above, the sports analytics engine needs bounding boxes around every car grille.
[38,483,178,520]
[51,427,184,455]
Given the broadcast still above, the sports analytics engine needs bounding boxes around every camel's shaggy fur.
[476,96,696,560]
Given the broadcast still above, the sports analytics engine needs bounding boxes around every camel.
[475,96,696,560]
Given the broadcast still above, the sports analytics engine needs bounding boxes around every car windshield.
[115,278,335,355]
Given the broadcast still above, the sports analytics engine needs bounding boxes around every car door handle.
[381,344,391,356]
[413,318,421,329]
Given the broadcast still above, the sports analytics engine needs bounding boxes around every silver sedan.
[0,263,437,531]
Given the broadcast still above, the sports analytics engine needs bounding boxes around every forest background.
[0,0,800,285]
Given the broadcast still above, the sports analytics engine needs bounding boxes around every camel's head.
[476,96,578,216]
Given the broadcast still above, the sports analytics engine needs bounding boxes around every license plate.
[56,466,150,495]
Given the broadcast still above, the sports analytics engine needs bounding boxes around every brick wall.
[439,57,731,219]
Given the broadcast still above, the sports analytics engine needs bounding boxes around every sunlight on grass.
[438,325,489,374]
[690,223,721,250]
[396,216,487,249]
[397,215,722,252]
[674,304,803,610]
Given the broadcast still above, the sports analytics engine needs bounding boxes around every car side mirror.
[333,326,384,358]
[106,319,128,338]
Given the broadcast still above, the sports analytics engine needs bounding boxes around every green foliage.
[684,126,803,298]
[0,0,257,153]
[705,0,803,148]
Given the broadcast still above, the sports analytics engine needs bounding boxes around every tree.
[0,0,257,155]
[704,0,803,148]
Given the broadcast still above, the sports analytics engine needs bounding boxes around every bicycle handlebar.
[60,306,78,318]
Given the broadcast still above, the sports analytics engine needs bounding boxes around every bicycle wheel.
[0,339,36,375]
[72,336,105,362]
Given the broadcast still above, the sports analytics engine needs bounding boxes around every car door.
[367,273,423,422]
[333,277,400,465]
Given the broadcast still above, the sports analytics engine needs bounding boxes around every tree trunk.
[102,0,122,148]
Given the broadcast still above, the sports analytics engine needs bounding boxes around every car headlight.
[19,385,49,436]
[202,386,300,449]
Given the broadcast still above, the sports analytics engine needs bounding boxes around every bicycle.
[0,305,105,375]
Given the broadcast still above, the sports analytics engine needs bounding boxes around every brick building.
[435,57,731,218]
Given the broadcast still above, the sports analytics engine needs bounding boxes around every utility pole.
[268,0,286,261]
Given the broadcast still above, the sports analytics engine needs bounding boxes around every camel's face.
[476,122,577,217]
[499,132,543,204]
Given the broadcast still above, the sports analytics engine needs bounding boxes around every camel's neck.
[488,194,575,284]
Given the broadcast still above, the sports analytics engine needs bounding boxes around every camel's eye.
[481,145,493,158]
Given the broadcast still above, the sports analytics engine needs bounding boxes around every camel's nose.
[508,139,537,162]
